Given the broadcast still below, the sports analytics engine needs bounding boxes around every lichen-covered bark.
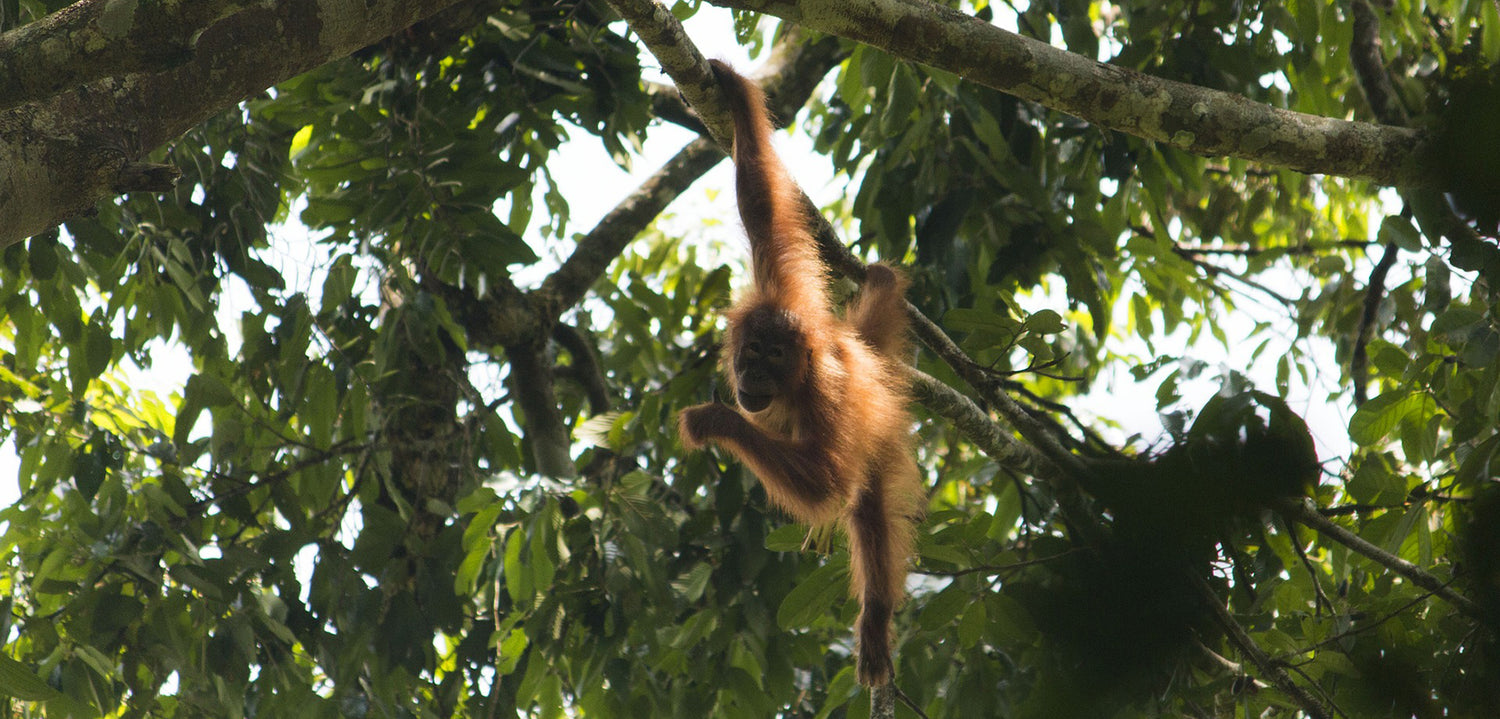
[711,0,1438,189]
[0,0,261,112]
[0,0,468,248]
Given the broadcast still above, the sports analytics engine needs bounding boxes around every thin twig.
[913,548,1082,577]
[1281,517,1333,616]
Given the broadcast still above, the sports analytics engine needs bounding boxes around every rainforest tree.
[2,0,1498,716]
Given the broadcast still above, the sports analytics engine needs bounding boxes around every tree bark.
[0,0,468,248]
[0,0,261,111]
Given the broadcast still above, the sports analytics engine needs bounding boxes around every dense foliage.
[2,0,1499,717]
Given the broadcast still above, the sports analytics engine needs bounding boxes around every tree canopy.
[2,0,1500,717]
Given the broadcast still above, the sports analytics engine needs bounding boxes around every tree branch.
[1193,573,1332,719]
[871,683,896,719]
[907,366,1051,477]
[0,0,263,111]
[1172,239,1375,257]
[708,0,1438,188]
[1351,242,1398,406]
[646,80,707,134]
[507,338,578,478]
[532,26,844,320]
[534,136,725,319]
[552,322,612,415]
[1349,0,1409,126]
[1275,497,1483,619]
[903,297,1107,546]
[0,0,470,247]
[603,0,735,149]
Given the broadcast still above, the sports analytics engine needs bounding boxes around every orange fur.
[678,61,925,687]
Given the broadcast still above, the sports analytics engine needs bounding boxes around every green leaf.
[915,535,969,566]
[186,372,236,407]
[0,651,61,702]
[1383,504,1423,556]
[672,563,713,603]
[27,233,58,280]
[289,124,315,159]
[1376,215,1421,252]
[986,594,1039,644]
[879,65,919,135]
[1430,307,1484,337]
[320,255,356,314]
[496,627,528,676]
[1346,455,1401,505]
[919,585,969,631]
[943,307,1017,333]
[1349,391,1437,446]
[538,673,564,719]
[765,524,808,552]
[777,559,848,630]
[529,509,556,591]
[72,449,105,501]
[305,364,337,449]
[463,499,505,550]
[454,544,489,596]
[815,666,860,719]
[503,527,531,606]
[1022,309,1066,335]
[1457,434,1500,485]
[83,322,113,382]
[670,609,718,649]
[957,594,987,648]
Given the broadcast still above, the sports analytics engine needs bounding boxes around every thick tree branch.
[552,323,612,415]
[0,0,263,111]
[1349,0,1408,126]
[708,0,1438,188]
[507,338,578,478]
[429,271,537,349]
[0,0,470,247]
[603,0,735,149]
[907,366,1050,477]
[646,80,708,134]
[533,136,725,319]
